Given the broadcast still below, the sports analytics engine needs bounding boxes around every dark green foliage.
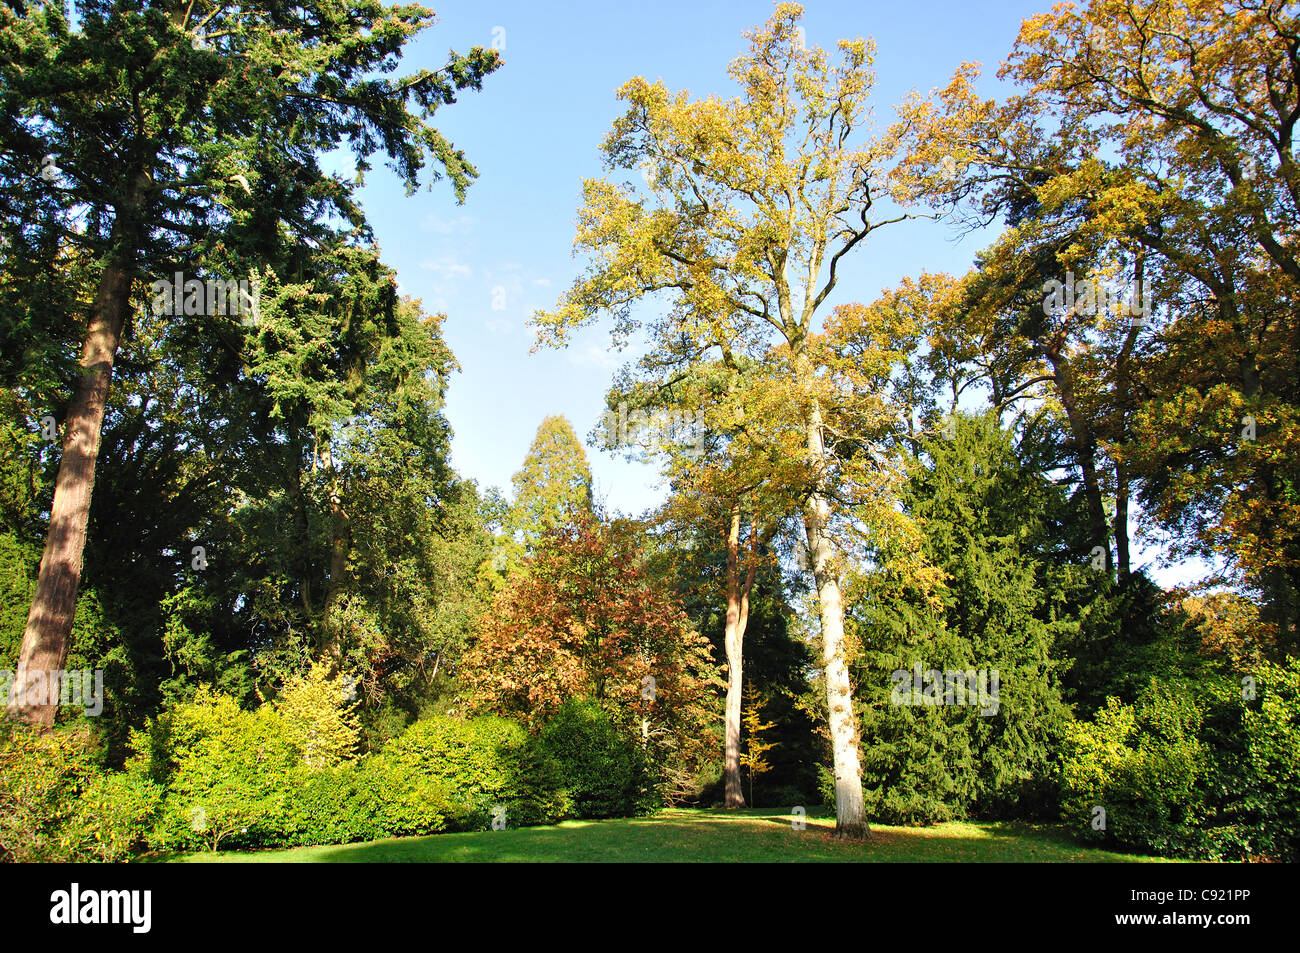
[0,0,501,744]
[853,413,1071,822]
[1060,659,1300,860]
[537,699,647,818]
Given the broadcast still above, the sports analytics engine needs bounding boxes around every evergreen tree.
[854,412,1071,821]
[0,0,500,725]
[509,416,593,547]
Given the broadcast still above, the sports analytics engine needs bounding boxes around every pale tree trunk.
[7,246,137,726]
[722,500,757,809]
[801,405,870,838]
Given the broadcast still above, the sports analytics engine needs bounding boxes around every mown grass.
[167,808,1176,863]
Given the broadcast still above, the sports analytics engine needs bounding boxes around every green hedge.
[2,685,664,859]
[537,699,648,819]
[1059,659,1300,861]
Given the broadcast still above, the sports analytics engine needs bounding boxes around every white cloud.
[419,257,472,280]
[419,213,476,235]
[568,342,623,370]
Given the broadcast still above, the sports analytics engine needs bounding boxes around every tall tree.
[532,3,921,838]
[893,0,1300,649]
[0,0,500,724]
[602,355,784,809]
[510,415,593,547]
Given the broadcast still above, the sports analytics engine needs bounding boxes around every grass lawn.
[168,808,1175,863]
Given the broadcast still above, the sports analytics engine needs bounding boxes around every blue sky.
[336,0,1200,586]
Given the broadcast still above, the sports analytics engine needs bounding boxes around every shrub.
[276,662,361,767]
[375,714,567,830]
[538,699,646,818]
[1060,682,1210,855]
[1204,658,1300,861]
[68,759,163,863]
[274,760,451,846]
[0,724,96,862]
[149,688,300,853]
[1060,664,1300,860]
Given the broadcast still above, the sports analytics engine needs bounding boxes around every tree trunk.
[320,475,349,664]
[722,500,758,809]
[1112,256,1145,586]
[6,250,135,726]
[802,409,870,839]
[1043,336,1111,568]
[1114,460,1131,582]
[320,517,348,663]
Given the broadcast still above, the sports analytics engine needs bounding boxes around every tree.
[650,492,825,807]
[739,683,778,806]
[461,514,722,793]
[0,0,500,725]
[509,415,593,547]
[604,356,785,809]
[275,661,360,769]
[893,0,1300,650]
[533,2,923,838]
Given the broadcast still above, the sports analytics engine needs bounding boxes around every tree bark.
[320,460,349,665]
[1043,334,1111,568]
[7,248,136,726]
[801,403,870,839]
[1114,460,1131,582]
[722,500,758,809]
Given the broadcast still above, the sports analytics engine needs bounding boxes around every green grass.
[167,808,1176,863]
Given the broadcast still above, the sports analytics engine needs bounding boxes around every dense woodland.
[0,0,1297,863]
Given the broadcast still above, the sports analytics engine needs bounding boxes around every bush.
[148,688,301,853]
[1060,662,1300,860]
[1205,658,1300,861]
[0,722,162,863]
[0,724,96,861]
[1060,682,1210,855]
[68,760,163,862]
[275,760,451,846]
[1,685,658,861]
[537,699,646,818]
[376,714,567,830]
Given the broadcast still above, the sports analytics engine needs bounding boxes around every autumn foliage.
[462,515,722,748]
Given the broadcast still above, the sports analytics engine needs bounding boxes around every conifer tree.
[0,0,499,724]
[509,415,593,547]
